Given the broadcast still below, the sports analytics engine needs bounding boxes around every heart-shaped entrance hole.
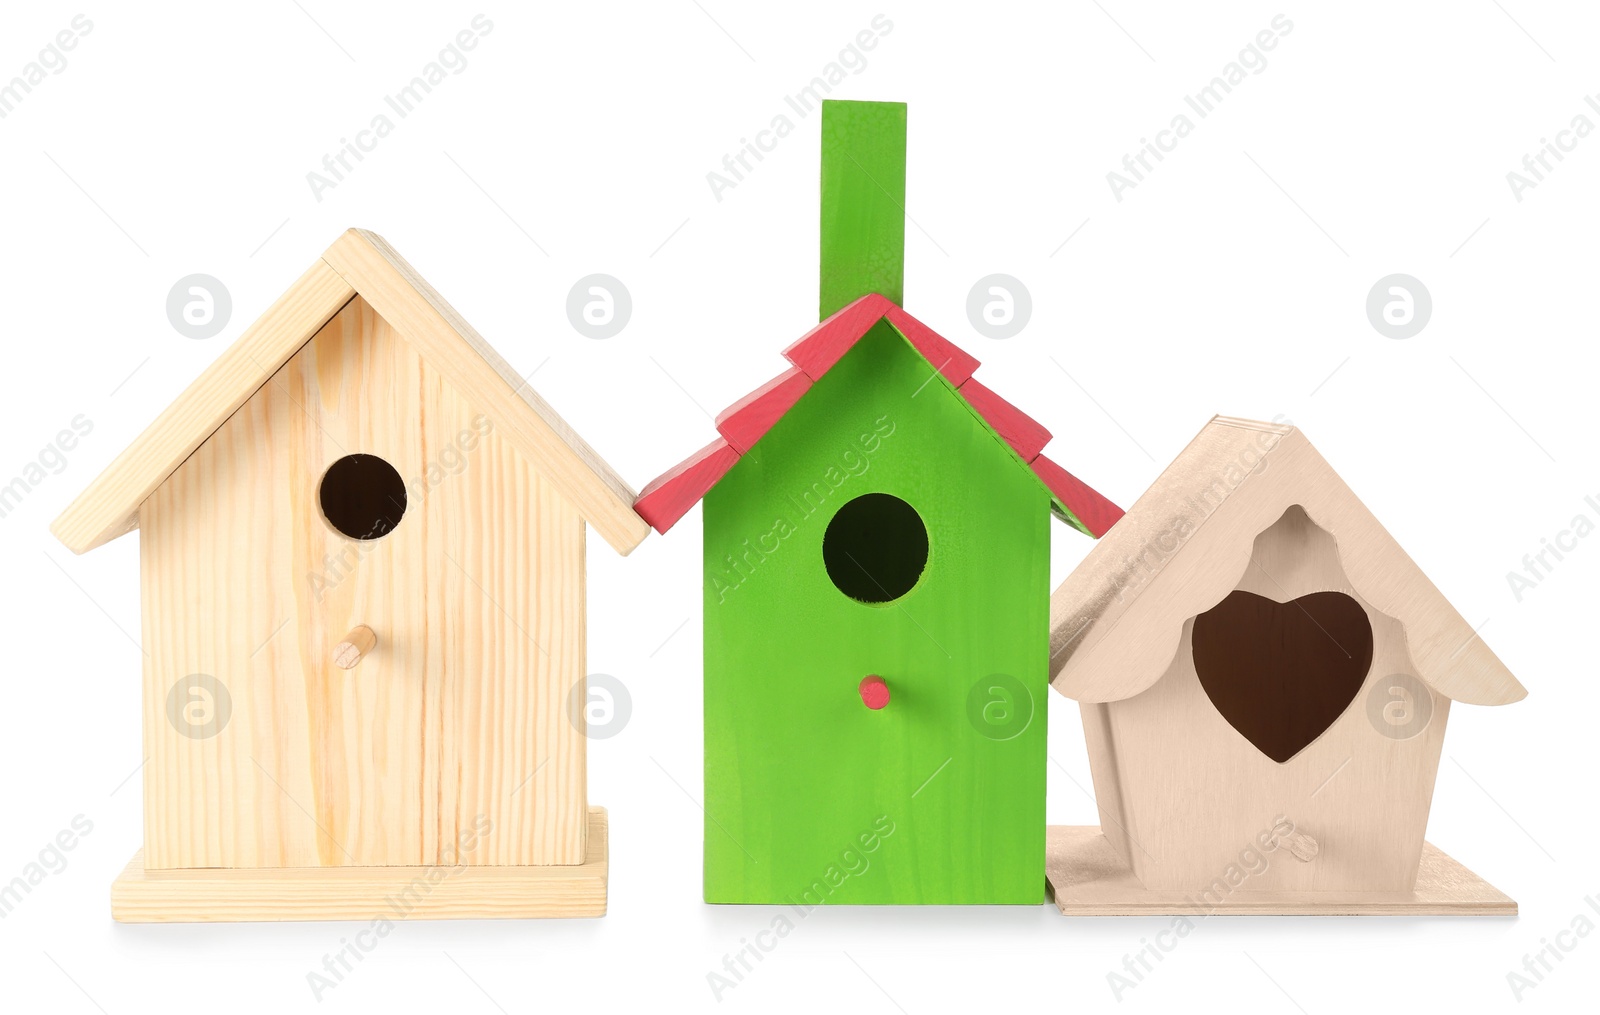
[1191,590,1374,763]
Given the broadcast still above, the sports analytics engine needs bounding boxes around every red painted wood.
[641,292,1117,541]
[858,674,890,710]
[1031,454,1124,538]
[885,307,978,387]
[715,366,813,454]
[634,438,741,534]
[958,377,1051,461]
[781,292,892,380]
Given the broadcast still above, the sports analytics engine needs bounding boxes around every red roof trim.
[715,366,811,454]
[956,377,1051,461]
[782,293,893,379]
[634,438,740,534]
[637,294,1121,536]
[885,306,978,386]
[1032,454,1124,538]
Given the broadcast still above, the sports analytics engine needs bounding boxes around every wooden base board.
[1045,825,1515,916]
[111,807,608,922]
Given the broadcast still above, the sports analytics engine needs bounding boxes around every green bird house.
[636,100,1122,904]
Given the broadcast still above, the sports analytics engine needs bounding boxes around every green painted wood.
[819,100,907,320]
[702,322,1050,904]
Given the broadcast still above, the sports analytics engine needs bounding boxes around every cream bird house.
[1044,416,1525,915]
[53,229,648,921]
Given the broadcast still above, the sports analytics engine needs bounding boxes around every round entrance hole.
[822,493,928,604]
[319,454,407,540]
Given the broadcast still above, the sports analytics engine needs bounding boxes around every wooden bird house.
[52,229,648,921]
[1045,416,1525,915]
[635,100,1122,904]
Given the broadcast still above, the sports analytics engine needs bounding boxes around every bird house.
[635,101,1122,904]
[52,229,648,921]
[1045,416,1525,915]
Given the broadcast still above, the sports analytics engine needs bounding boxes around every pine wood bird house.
[635,100,1123,905]
[52,229,648,921]
[1044,416,1525,915]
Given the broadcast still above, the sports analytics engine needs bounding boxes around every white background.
[1,2,1595,1012]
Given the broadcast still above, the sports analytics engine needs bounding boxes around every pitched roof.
[635,292,1123,538]
[1048,416,1526,706]
[52,229,649,556]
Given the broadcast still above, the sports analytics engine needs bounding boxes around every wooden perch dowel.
[1281,828,1320,863]
[858,674,890,710]
[333,625,376,669]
